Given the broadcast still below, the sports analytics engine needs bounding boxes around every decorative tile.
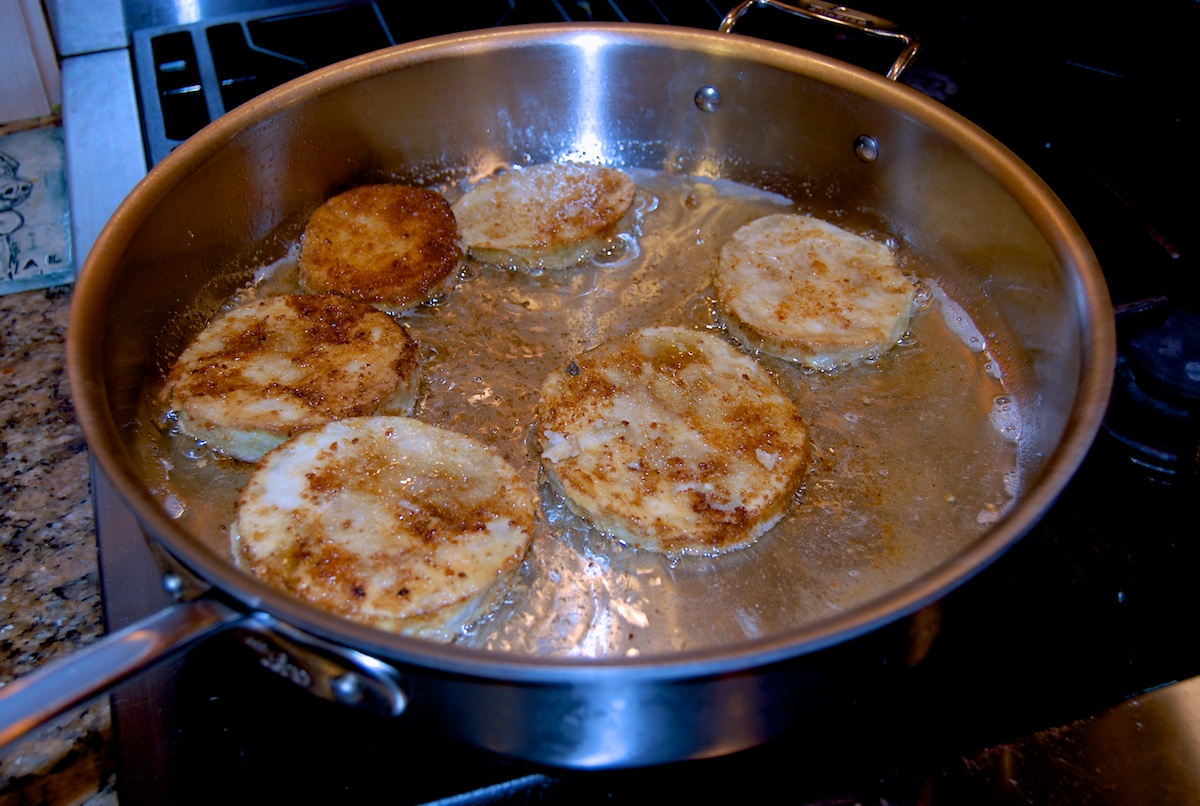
[0,122,72,295]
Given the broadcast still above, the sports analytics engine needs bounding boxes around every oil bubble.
[989,395,1021,442]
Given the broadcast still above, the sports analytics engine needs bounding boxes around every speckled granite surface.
[0,285,118,804]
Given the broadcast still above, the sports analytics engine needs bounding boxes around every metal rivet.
[162,573,184,596]
[331,673,363,704]
[694,86,722,113]
[854,135,879,163]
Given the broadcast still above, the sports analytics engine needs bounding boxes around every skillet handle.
[0,596,245,749]
[720,0,921,81]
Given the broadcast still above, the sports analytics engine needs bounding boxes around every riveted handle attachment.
[721,0,920,80]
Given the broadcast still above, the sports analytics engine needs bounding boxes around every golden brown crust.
[162,293,421,461]
[536,326,811,556]
[452,162,638,271]
[715,214,915,370]
[234,416,536,640]
[298,184,463,310]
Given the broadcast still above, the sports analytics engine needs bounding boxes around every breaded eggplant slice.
[452,162,637,271]
[715,213,916,370]
[536,326,810,556]
[233,416,536,640]
[298,184,463,311]
[162,293,420,462]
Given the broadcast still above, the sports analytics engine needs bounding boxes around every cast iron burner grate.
[1106,301,1200,483]
[134,1,403,164]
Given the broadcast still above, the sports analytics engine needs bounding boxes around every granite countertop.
[0,285,117,804]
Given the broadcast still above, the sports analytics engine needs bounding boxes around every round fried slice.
[297,184,463,310]
[233,416,536,640]
[452,162,637,271]
[162,293,421,462]
[536,326,810,556]
[715,213,916,370]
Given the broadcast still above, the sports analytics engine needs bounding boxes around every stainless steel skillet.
[1,20,1112,767]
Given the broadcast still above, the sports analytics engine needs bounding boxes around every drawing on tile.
[0,125,73,294]
[0,150,33,277]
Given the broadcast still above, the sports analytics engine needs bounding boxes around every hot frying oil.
[138,168,1022,658]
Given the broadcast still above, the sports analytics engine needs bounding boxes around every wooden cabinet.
[1,0,61,124]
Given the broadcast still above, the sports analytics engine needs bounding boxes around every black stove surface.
[101,1,1198,802]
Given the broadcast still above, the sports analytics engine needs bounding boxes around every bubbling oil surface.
[138,168,1021,658]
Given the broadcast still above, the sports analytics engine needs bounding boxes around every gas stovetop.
[73,0,1198,802]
